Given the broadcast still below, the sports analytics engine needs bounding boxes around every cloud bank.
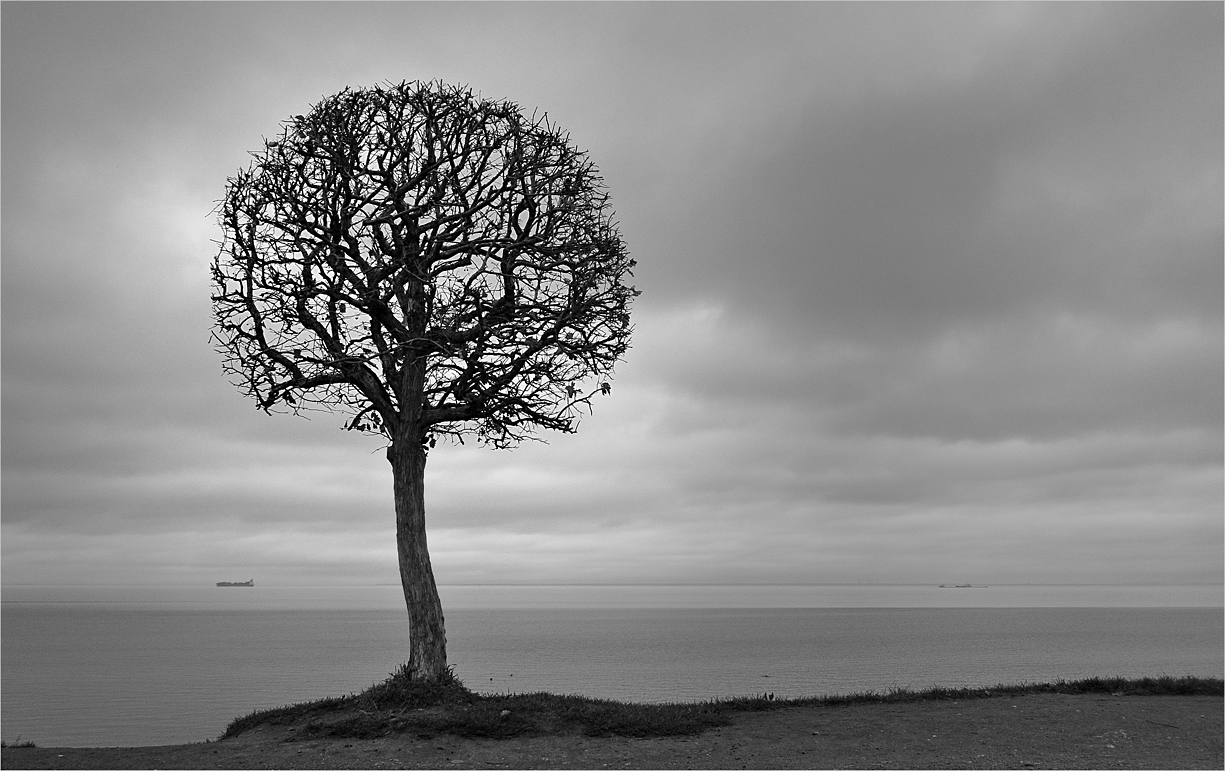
[3,3,1220,589]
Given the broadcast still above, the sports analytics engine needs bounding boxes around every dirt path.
[4,693,1220,770]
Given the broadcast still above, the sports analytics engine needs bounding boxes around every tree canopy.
[211,81,637,450]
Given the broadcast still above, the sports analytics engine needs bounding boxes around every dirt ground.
[3,693,1220,770]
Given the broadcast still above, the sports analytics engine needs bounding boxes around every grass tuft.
[1,738,37,749]
[221,672,1222,743]
[715,674,1223,714]
[357,663,474,710]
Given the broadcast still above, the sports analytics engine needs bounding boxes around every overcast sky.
[3,3,1221,589]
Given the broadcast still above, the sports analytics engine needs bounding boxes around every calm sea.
[2,584,1221,748]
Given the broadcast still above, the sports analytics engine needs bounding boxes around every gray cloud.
[650,6,1221,340]
[2,3,1220,588]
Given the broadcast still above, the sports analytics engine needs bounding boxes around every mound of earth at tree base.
[4,692,1221,770]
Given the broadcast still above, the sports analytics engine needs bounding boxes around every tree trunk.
[387,437,448,680]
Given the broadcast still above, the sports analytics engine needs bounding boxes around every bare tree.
[211,81,636,680]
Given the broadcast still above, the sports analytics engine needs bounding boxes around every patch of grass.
[357,662,474,710]
[222,672,1223,743]
[224,665,728,741]
[720,674,1224,713]
[1,737,37,748]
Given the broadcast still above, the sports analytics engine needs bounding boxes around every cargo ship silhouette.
[216,579,254,587]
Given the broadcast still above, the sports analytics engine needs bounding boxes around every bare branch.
[212,81,636,449]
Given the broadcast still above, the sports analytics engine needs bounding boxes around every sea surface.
[2,584,1221,748]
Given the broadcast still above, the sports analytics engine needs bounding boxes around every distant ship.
[939,584,987,588]
[216,579,254,587]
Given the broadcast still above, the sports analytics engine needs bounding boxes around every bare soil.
[3,693,1220,770]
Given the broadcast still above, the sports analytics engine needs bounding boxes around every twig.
[1142,719,1181,729]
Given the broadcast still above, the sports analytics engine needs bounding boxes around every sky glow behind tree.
[2,3,1221,589]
